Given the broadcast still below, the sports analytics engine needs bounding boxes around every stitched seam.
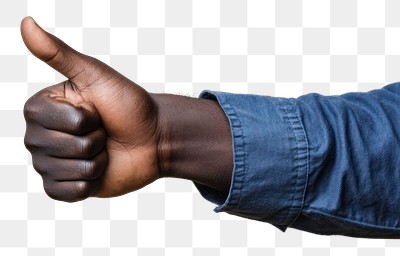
[287,100,310,227]
[220,101,246,209]
[202,92,246,211]
[279,100,301,225]
[275,98,309,226]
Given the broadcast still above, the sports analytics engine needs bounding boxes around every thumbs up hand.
[21,17,162,202]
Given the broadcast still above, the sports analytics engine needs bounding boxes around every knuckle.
[23,90,50,122]
[79,137,94,158]
[31,157,47,176]
[100,127,106,137]
[24,135,38,152]
[79,129,106,158]
[100,129,107,145]
[82,160,99,179]
[71,112,88,135]
[23,99,40,122]
[24,128,45,152]
[73,182,92,199]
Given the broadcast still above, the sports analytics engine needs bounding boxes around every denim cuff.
[195,91,309,230]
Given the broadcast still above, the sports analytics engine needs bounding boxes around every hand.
[21,17,161,202]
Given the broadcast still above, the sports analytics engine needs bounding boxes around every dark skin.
[21,17,233,202]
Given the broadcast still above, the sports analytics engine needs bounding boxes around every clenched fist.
[22,17,162,201]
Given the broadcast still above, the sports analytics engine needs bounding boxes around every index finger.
[24,91,101,136]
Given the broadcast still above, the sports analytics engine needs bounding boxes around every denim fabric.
[195,82,400,238]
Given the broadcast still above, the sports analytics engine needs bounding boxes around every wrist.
[151,93,233,194]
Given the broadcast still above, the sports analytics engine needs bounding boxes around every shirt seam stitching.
[275,98,309,227]
[204,92,247,212]
[219,100,246,210]
[288,100,310,228]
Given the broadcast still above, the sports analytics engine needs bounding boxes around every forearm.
[151,93,233,195]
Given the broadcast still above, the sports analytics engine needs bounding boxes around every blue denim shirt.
[195,82,400,238]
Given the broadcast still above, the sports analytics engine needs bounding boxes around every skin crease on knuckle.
[72,181,93,201]
[79,128,106,159]
[80,150,108,180]
[71,110,89,135]
[82,158,98,180]
[69,106,102,136]
[79,136,95,159]
[24,123,54,154]
[23,96,41,123]
[31,155,49,177]
[23,129,40,152]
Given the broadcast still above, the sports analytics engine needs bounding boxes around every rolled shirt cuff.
[195,90,309,231]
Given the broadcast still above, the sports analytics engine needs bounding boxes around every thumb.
[20,16,86,80]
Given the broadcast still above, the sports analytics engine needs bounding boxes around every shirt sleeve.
[195,82,400,238]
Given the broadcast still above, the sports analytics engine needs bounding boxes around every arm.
[21,17,400,238]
